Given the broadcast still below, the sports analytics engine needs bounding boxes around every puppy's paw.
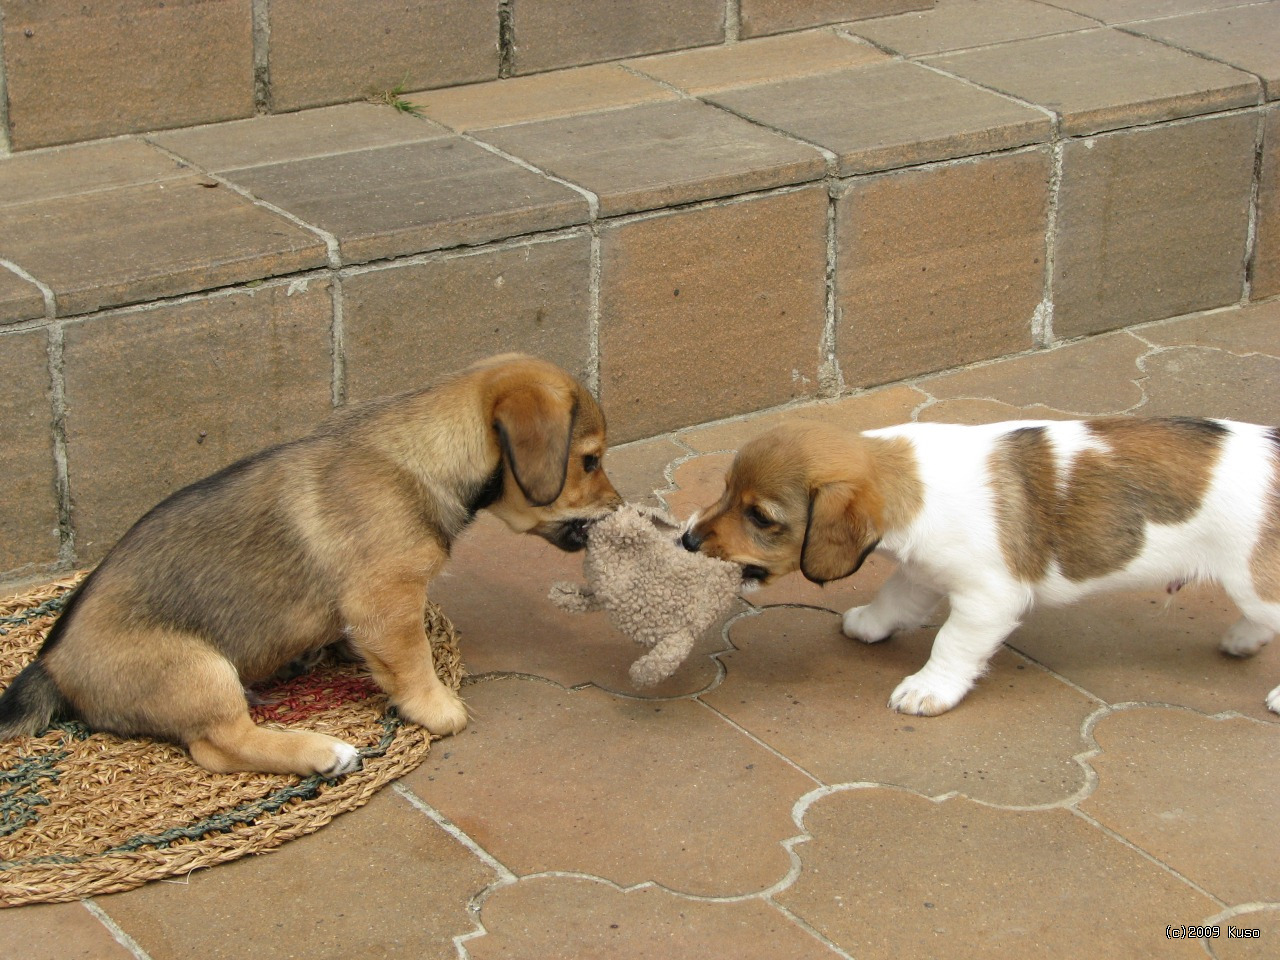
[888,672,966,717]
[400,688,469,737]
[1220,619,1273,658]
[321,740,362,779]
[1267,684,1280,716]
[842,606,893,644]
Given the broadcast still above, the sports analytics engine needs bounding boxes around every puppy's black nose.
[681,529,703,552]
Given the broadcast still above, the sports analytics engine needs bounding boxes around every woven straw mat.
[0,572,464,907]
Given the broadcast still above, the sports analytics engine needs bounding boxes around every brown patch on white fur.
[687,422,922,584]
[989,417,1227,584]
[5,354,622,776]
[1252,429,1280,603]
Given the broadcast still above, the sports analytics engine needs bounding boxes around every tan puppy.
[684,418,1280,717]
[0,355,621,776]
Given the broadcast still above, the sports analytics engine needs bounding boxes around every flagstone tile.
[704,607,1097,806]
[926,28,1259,136]
[0,139,187,208]
[468,875,835,960]
[1255,106,1280,299]
[916,398,1077,423]
[1080,707,1280,904]
[0,263,44,326]
[1216,908,1280,958]
[98,789,495,960]
[626,29,887,94]
[1137,347,1280,424]
[1047,0,1262,23]
[1127,2,1280,99]
[404,678,814,897]
[917,329,1149,413]
[845,0,1096,56]
[604,436,687,505]
[413,65,678,132]
[1015,587,1280,724]
[0,901,135,958]
[1138,300,1280,356]
[0,328,58,574]
[739,0,932,38]
[475,100,827,219]
[776,787,1214,959]
[431,515,734,697]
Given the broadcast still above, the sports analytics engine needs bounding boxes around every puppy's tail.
[0,660,66,738]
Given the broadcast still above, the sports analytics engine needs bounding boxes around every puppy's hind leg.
[1218,577,1280,715]
[843,566,943,645]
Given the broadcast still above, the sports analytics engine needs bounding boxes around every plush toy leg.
[549,582,603,614]
[629,628,697,687]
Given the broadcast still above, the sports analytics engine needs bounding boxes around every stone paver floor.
[3,299,1279,958]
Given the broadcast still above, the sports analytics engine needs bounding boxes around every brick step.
[1,2,1278,584]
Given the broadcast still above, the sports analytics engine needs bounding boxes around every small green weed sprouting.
[367,76,425,118]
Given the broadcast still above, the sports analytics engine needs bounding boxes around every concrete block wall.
[0,0,932,151]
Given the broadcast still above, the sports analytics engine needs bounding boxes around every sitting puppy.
[682,417,1280,717]
[0,354,622,776]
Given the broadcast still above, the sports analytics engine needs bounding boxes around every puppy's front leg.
[342,581,467,737]
[888,588,1026,716]
[842,567,943,644]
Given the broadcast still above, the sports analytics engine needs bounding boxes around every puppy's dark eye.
[745,505,773,529]
[583,454,601,474]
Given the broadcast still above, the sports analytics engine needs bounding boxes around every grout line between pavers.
[46,323,75,567]
[1243,109,1268,303]
[330,272,347,407]
[588,226,602,395]
[766,900,857,960]
[251,0,271,114]
[0,3,9,158]
[694,696,825,788]
[723,0,740,43]
[394,781,517,883]
[459,132,600,220]
[0,256,55,319]
[819,186,844,396]
[82,899,155,960]
[1035,138,1064,346]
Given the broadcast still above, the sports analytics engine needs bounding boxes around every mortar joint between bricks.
[498,0,516,79]
[251,0,272,115]
[46,324,76,566]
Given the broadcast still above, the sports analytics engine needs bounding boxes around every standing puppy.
[0,355,622,775]
[683,418,1280,717]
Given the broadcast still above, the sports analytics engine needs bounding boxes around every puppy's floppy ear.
[800,482,880,584]
[493,384,577,506]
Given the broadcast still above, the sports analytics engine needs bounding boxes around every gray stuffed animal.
[549,503,743,686]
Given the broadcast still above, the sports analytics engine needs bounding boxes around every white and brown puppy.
[683,417,1280,717]
[0,354,622,776]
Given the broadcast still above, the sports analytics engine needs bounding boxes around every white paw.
[1220,619,1273,658]
[322,741,362,779]
[888,672,968,717]
[1267,684,1280,715]
[842,605,892,644]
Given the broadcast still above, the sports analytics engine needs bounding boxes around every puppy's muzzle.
[680,529,703,552]
[548,517,594,552]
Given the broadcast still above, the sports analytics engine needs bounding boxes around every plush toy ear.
[493,384,577,506]
[800,482,880,584]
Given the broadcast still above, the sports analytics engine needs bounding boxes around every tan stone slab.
[62,279,333,558]
[342,235,593,402]
[0,140,188,208]
[1139,300,1280,356]
[406,678,814,897]
[776,788,1214,959]
[1053,112,1257,336]
[1217,909,1280,958]
[1,0,254,150]
[414,65,678,132]
[0,264,44,324]
[224,139,590,266]
[677,385,927,453]
[605,436,688,504]
[741,0,933,38]
[927,28,1260,136]
[1139,347,1280,424]
[846,0,1097,56]
[837,150,1048,388]
[267,0,496,112]
[152,102,450,173]
[510,0,725,74]
[432,515,732,697]
[477,100,827,219]
[918,397,1078,423]
[919,328,1149,413]
[1255,107,1280,300]
[599,189,828,442]
[99,788,496,960]
[705,608,1097,805]
[1015,587,1280,724]
[1129,3,1280,99]
[0,901,136,959]
[0,176,327,318]
[627,30,888,94]
[470,875,835,960]
[1048,0,1262,23]
[1081,707,1280,904]
[0,328,58,575]
[707,62,1051,177]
